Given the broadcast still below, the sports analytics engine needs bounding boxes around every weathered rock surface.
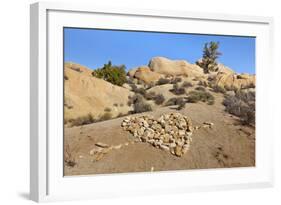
[64,62,133,121]
[214,72,255,90]
[149,57,204,77]
[121,113,193,157]
[131,66,164,83]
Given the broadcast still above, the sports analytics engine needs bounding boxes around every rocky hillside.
[64,57,255,126]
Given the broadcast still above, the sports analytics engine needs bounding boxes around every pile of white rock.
[121,113,193,157]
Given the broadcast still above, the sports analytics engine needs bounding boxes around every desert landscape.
[63,30,255,176]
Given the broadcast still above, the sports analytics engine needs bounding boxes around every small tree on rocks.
[197,41,222,73]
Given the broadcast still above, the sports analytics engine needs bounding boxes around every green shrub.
[170,84,186,95]
[92,61,127,86]
[196,41,222,73]
[157,78,170,85]
[187,91,215,105]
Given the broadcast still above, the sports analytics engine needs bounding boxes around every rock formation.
[149,56,204,77]
[214,72,255,90]
[133,66,164,83]
[64,62,133,121]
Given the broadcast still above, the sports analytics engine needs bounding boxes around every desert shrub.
[99,112,113,121]
[153,94,165,105]
[212,85,226,93]
[165,97,186,110]
[171,77,182,84]
[223,91,255,125]
[130,85,146,95]
[113,103,118,107]
[104,107,112,112]
[182,81,193,88]
[117,112,126,118]
[129,94,152,113]
[69,113,96,127]
[157,78,170,85]
[170,84,186,95]
[195,86,206,91]
[129,83,138,91]
[119,103,124,107]
[224,85,239,92]
[92,61,127,86]
[64,144,77,167]
[144,91,156,100]
[165,97,182,106]
[126,77,135,85]
[187,90,215,105]
[64,75,69,80]
[198,80,208,87]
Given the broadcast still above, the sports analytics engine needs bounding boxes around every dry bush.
[195,86,206,91]
[104,107,112,112]
[165,97,186,110]
[182,81,193,88]
[64,75,69,80]
[144,91,156,100]
[157,78,170,85]
[223,91,255,125]
[153,94,165,105]
[132,86,146,95]
[170,84,186,95]
[69,113,96,127]
[187,90,215,105]
[170,77,182,84]
[129,94,152,113]
[212,85,226,93]
[64,144,77,167]
[99,112,113,121]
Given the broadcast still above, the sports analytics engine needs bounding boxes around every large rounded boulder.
[148,57,204,77]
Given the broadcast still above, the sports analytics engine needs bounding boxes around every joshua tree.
[197,41,222,73]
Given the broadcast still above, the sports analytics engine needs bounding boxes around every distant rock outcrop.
[149,57,204,77]
[127,57,205,83]
[214,72,255,90]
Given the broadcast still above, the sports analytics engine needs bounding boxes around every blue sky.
[64,28,255,74]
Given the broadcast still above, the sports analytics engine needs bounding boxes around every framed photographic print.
[30,2,274,202]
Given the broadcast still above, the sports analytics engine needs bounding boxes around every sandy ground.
[64,92,255,176]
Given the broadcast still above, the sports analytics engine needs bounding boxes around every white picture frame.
[30,1,274,202]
